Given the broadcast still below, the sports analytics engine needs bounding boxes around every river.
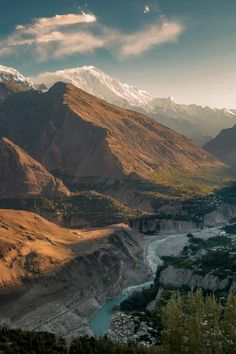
[90,227,220,337]
[89,237,166,337]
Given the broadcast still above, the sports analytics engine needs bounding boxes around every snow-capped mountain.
[1,63,235,145]
[32,65,236,144]
[150,98,236,144]
[0,65,35,90]
[31,66,155,112]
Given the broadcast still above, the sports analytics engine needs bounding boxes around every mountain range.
[31,65,236,145]
[1,64,235,145]
[0,80,222,183]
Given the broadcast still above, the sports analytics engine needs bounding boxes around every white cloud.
[17,12,96,33]
[0,12,100,60]
[52,31,106,58]
[0,12,185,61]
[118,21,184,57]
[144,5,150,14]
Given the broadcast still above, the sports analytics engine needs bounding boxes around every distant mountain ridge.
[31,65,236,145]
[204,124,236,171]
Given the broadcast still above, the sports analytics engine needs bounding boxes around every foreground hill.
[0,209,149,336]
[0,82,222,181]
[0,137,70,198]
[32,66,236,144]
[204,124,236,171]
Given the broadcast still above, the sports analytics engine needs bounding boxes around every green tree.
[221,293,236,353]
[184,290,205,354]
[161,292,184,354]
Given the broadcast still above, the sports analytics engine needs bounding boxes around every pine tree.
[184,290,205,354]
[221,293,236,353]
[161,292,184,354]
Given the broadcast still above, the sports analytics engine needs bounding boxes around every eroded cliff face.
[130,215,201,235]
[0,210,150,337]
[129,201,236,235]
[203,204,236,226]
[159,266,230,292]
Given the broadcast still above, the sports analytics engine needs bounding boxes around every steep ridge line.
[0,82,223,181]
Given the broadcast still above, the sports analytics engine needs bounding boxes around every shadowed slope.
[205,125,236,171]
[0,137,70,198]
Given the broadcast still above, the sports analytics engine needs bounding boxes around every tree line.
[0,290,236,353]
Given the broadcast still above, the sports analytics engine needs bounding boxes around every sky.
[0,0,235,108]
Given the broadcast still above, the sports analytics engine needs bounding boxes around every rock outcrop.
[159,266,231,292]
[130,214,201,234]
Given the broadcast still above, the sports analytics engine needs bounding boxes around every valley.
[0,200,235,339]
[105,224,236,346]
[0,63,235,352]
[0,209,151,337]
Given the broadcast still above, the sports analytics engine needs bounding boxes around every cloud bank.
[0,11,185,60]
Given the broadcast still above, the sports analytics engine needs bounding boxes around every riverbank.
[90,225,224,338]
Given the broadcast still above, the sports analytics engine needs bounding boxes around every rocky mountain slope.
[204,124,236,171]
[0,82,222,182]
[32,66,236,144]
[0,137,70,198]
[0,83,15,102]
[0,209,149,336]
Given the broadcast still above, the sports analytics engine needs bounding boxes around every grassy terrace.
[0,168,234,229]
[64,167,234,215]
[142,167,236,214]
[0,191,142,228]
[148,167,233,201]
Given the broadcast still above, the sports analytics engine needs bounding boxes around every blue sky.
[0,0,235,108]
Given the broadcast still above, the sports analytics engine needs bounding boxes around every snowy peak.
[0,65,34,91]
[168,95,178,104]
[32,66,154,111]
[3,63,236,146]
